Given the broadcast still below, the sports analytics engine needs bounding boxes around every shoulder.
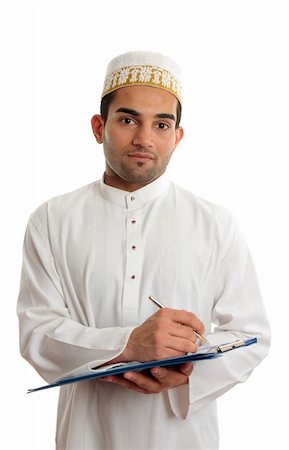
[28,180,101,227]
[171,182,240,252]
[172,182,233,225]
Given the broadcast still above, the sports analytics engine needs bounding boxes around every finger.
[165,335,198,354]
[169,323,197,342]
[99,375,147,393]
[123,371,163,394]
[163,308,205,335]
[179,362,193,377]
[150,367,187,387]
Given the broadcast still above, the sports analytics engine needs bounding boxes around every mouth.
[127,152,155,160]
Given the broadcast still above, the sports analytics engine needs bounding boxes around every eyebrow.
[115,108,176,122]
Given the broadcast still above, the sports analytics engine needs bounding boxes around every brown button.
[130,197,135,201]
[131,275,135,279]
[131,220,136,224]
[132,245,136,250]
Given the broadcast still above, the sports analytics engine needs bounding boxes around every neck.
[103,172,158,192]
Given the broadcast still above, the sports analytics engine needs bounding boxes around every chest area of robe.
[48,184,217,328]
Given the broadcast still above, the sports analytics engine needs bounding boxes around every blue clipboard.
[27,338,257,393]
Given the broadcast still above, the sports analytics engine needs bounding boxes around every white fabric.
[105,51,181,82]
[17,174,270,450]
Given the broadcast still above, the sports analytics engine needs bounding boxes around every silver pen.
[149,295,210,345]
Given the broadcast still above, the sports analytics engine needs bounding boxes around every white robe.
[17,174,270,450]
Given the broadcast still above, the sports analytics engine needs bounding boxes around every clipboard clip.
[217,340,244,353]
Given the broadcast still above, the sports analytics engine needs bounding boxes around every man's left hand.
[99,362,193,394]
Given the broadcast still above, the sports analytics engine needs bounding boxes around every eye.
[121,117,136,125]
[156,122,169,130]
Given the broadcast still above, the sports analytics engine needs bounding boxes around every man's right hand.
[120,308,205,362]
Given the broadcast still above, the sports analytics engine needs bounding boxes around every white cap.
[101,51,182,103]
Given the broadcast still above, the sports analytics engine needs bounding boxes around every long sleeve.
[168,211,270,419]
[17,209,134,383]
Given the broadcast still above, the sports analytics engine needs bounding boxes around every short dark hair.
[100,91,182,128]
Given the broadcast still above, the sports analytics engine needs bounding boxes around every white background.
[1,0,288,449]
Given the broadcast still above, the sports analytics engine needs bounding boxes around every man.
[17,51,270,450]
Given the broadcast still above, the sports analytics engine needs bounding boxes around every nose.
[132,124,153,148]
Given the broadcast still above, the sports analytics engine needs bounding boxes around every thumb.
[179,362,193,377]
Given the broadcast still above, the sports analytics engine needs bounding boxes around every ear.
[91,115,104,144]
[174,126,184,148]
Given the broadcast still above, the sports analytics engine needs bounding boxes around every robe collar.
[99,172,170,209]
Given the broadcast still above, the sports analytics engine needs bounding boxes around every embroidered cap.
[101,51,182,103]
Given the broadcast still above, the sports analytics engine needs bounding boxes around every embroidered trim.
[102,65,182,102]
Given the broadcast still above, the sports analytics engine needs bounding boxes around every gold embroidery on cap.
[102,65,181,102]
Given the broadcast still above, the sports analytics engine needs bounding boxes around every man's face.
[93,85,183,191]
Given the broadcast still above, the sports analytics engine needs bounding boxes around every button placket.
[122,203,143,325]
